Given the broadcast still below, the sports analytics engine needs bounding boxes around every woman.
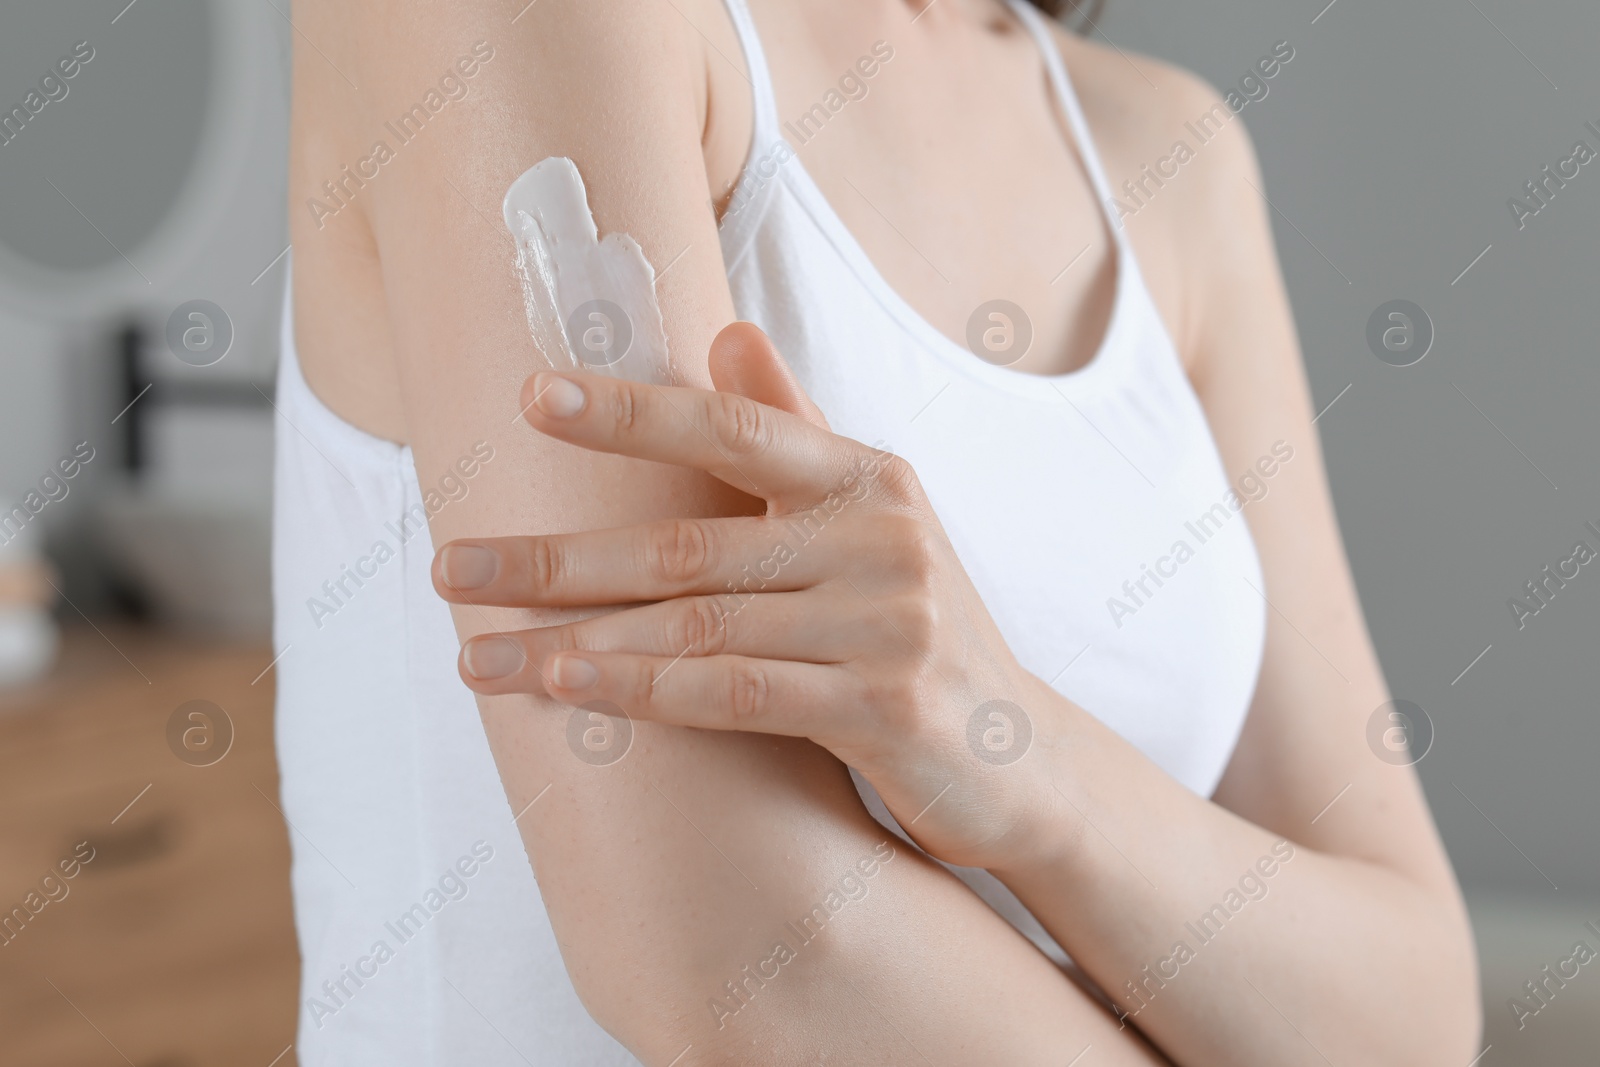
[279,0,1479,1063]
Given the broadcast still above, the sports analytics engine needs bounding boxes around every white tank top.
[271,2,1265,1062]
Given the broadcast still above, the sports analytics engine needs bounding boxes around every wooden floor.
[0,624,299,1067]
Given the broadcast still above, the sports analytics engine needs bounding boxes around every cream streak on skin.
[501,157,674,385]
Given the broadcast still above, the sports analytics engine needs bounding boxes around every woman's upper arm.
[322,4,1151,1061]
[1172,81,1463,904]
[355,0,729,401]
[342,0,837,1019]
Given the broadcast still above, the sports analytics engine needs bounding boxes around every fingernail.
[464,637,525,680]
[533,373,586,419]
[550,653,598,690]
[441,544,498,589]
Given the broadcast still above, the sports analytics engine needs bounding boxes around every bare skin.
[287,0,1479,1063]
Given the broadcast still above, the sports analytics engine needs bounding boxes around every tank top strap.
[1005,0,1125,238]
[718,0,785,156]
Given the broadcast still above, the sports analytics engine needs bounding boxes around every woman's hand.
[433,323,1061,871]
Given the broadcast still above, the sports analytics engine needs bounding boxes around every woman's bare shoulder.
[1048,22,1266,175]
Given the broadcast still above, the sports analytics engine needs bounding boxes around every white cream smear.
[502,157,672,385]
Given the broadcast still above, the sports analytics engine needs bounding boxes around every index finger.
[519,371,879,506]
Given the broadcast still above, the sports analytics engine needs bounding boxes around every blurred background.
[0,0,1594,1064]
[0,2,294,1065]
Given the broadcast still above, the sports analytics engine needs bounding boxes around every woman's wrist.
[968,672,1095,880]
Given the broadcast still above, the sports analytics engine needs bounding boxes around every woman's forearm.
[541,754,1171,1065]
[989,675,1479,1067]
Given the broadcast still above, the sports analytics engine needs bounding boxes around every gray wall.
[1097,0,1600,895]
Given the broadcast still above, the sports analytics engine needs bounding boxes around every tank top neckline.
[716,0,1161,404]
